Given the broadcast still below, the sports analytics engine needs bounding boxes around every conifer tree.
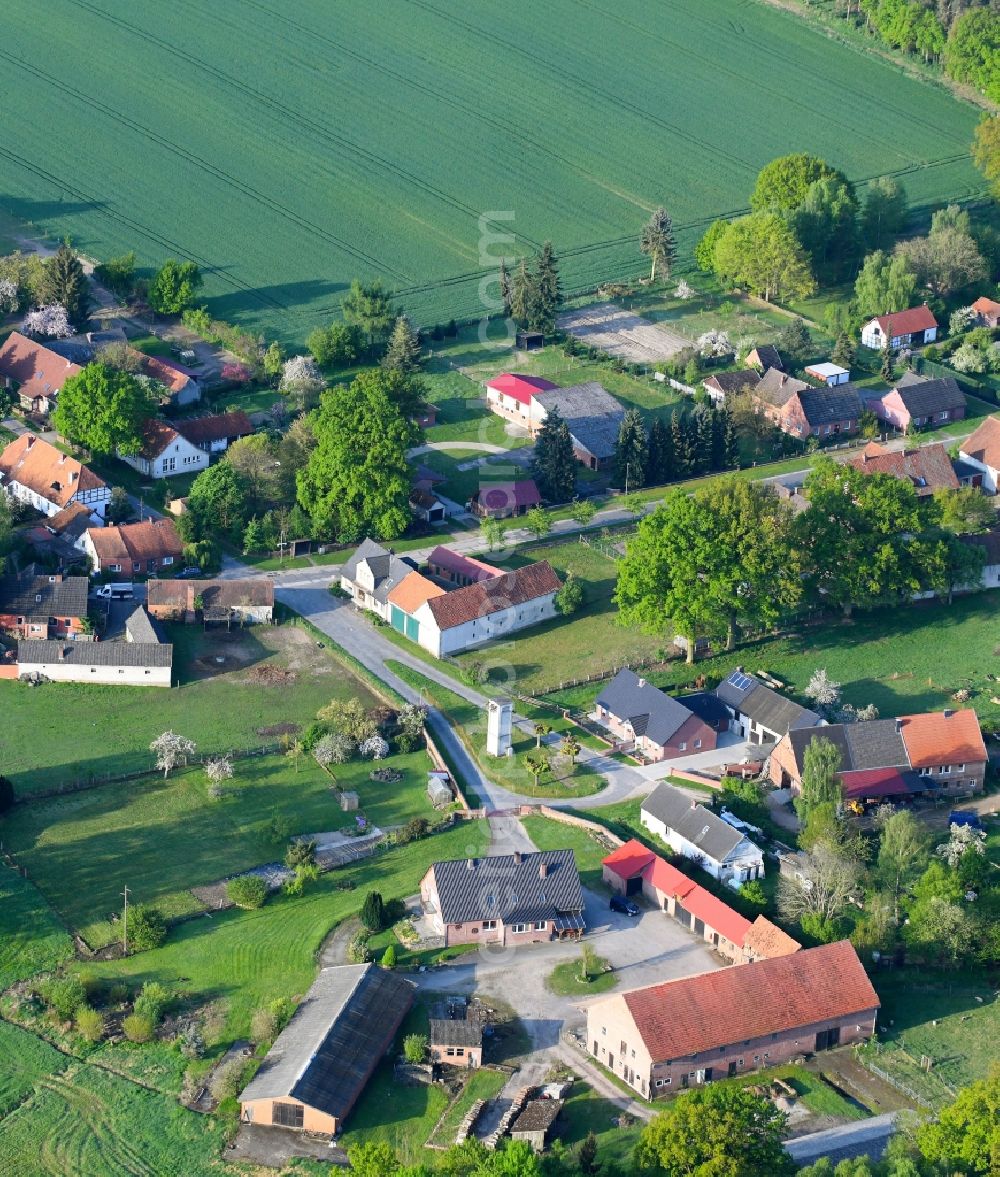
[536,241,561,328]
[532,407,577,502]
[723,409,740,469]
[510,258,543,332]
[640,207,677,283]
[42,241,90,327]
[614,408,647,489]
[710,407,727,470]
[645,416,674,485]
[670,412,693,478]
[498,259,512,316]
[381,314,422,374]
[693,405,714,474]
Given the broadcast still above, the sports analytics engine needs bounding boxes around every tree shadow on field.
[207,278,348,323]
[0,193,108,229]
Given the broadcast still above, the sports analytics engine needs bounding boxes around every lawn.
[80,821,490,1044]
[0,865,73,989]
[546,955,618,997]
[0,0,981,343]
[554,1081,644,1170]
[448,537,665,695]
[862,968,999,1105]
[1,620,382,798]
[0,1058,224,1177]
[3,744,436,948]
[386,660,605,799]
[0,1020,69,1118]
[520,815,616,891]
[546,594,1000,733]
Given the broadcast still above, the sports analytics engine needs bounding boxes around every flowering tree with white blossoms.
[279,354,325,409]
[359,733,390,761]
[0,278,18,314]
[150,731,196,778]
[205,756,234,786]
[674,279,694,300]
[937,823,986,868]
[22,303,72,339]
[804,668,842,710]
[314,732,355,767]
[696,329,733,358]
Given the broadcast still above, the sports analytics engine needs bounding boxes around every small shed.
[427,772,453,808]
[429,1015,483,1068]
[509,1099,562,1153]
[340,790,359,812]
[804,362,850,387]
[516,331,544,351]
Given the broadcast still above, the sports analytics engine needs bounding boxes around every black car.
[174,566,203,579]
[610,894,639,917]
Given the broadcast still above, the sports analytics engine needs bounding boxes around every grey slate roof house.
[797,385,863,429]
[339,537,418,620]
[239,963,415,1135]
[420,850,585,947]
[594,668,719,761]
[533,381,625,469]
[866,372,966,432]
[715,668,822,745]
[640,781,765,888]
[702,369,760,405]
[0,571,88,638]
[753,368,810,408]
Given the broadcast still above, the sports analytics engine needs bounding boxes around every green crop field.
[0,0,982,343]
[0,866,73,990]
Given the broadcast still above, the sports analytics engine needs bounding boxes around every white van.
[94,583,134,600]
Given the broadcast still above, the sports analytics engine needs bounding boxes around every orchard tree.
[205,756,234,790]
[150,731,196,778]
[21,303,72,339]
[53,363,154,455]
[279,354,325,411]
[532,406,576,502]
[41,242,90,326]
[297,368,418,542]
[713,212,815,302]
[147,260,202,314]
[640,206,677,283]
[523,506,550,539]
[635,1084,793,1177]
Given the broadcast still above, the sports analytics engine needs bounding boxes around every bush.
[40,975,86,1021]
[251,1006,278,1044]
[347,931,372,964]
[108,982,129,1006]
[75,1005,105,1043]
[122,1013,154,1044]
[555,573,584,616]
[403,1033,427,1064]
[0,775,15,813]
[227,875,268,910]
[381,944,397,969]
[210,1057,245,1102]
[738,880,768,909]
[398,816,429,845]
[133,981,172,1025]
[360,891,385,932]
[126,906,167,952]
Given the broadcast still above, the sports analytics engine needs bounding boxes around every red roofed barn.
[586,941,878,1099]
[0,331,81,417]
[861,305,938,351]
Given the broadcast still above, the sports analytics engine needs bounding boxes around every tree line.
[616,460,988,662]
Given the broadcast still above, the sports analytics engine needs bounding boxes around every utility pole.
[625,462,630,498]
[121,884,130,955]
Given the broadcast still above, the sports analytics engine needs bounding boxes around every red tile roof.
[0,435,106,508]
[874,304,938,337]
[602,839,656,881]
[897,709,986,769]
[681,886,752,947]
[485,372,558,406]
[175,411,254,447]
[138,418,182,459]
[971,296,1000,316]
[960,415,1000,472]
[386,571,446,614]
[427,546,502,583]
[140,352,193,395]
[840,767,924,800]
[87,518,183,566]
[847,442,958,494]
[622,941,878,1062]
[647,856,697,901]
[0,332,81,404]
[425,560,560,630]
[743,916,801,960]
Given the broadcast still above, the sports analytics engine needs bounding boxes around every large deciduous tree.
[777,839,859,934]
[791,175,860,282]
[634,1084,793,1177]
[852,249,917,321]
[532,406,576,503]
[297,368,417,542]
[184,462,251,541]
[860,176,908,250]
[640,207,677,283]
[52,362,154,456]
[41,241,91,327]
[223,433,278,512]
[147,260,202,315]
[895,221,987,298]
[615,478,797,661]
[793,735,842,826]
[713,212,815,302]
[750,153,846,213]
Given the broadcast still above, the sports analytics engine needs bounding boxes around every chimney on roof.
[538,861,549,879]
[70,471,78,484]
[513,851,522,865]
[466,858,475,871]
[58,453,66,464]
[895,719,903,733]
[943,709,954,719]
[637,677,646,689]
[25,435,34,449]
[58,645,67,661]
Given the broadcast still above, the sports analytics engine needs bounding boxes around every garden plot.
[558,303,691,363]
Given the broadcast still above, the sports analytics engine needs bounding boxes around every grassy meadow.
[0,0,982,341]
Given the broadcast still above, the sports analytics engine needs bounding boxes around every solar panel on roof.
[727,671,753,691]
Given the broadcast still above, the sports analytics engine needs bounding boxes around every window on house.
[133,562,140,572]
[110,564,121,573]
[753,1054,760,1062]
[956,765,965,773]
[446,1048,455,1057]
[620,1041,627,1056]
[694,739,702,749]
[533,920,547,931]
[655,1078,666,1088]
[601,1027,606,1036]
[162,556,173,565]
[483,920,496,930]
[456,1048,464,1057]
[678,742,687,752]
[511,923,527,933]
[631,1049,636,1059]
[763,1052,770,1059]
